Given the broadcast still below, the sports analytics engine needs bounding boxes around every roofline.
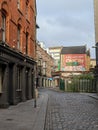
[49,46,63,49]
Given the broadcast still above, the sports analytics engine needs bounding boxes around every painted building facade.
[0,0,37,107]
[60,46,90,77]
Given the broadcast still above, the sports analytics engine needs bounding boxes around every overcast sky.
[36,0,95,58]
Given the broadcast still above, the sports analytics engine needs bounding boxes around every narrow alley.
[43,88,98,130]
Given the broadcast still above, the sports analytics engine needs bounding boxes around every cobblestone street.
[43,89,98,130]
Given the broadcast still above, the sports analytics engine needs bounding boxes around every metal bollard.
[34,98,37,108]
[34,88,38,108]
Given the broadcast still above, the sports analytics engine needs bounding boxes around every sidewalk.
[0,92,48,130]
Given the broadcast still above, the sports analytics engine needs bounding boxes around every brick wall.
[0,0,36,59]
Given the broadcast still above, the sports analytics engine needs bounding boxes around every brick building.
[36,42,54,88]
[0,0,37,107]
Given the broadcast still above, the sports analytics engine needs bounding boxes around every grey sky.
[36,0,95,58]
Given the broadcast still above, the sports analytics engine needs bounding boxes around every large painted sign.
[61,54,86,71]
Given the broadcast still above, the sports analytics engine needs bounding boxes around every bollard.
[34,98,37,108]
[34,88,38,108]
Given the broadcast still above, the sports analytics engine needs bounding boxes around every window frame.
[26,3,28,20]
[17,67,22,90]
[1,13,6,42]
[17,25,21,50]
[26,32,28,54]
[17,0,20,9]
[0,66,3,93]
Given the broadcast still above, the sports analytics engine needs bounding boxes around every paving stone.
[44,89,98,130]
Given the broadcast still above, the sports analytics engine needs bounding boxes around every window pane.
[26,33,28,54]
[17,0,20,9]
[17,27,20,49]
[0,67,3,93]
[17,67,22,89]
[2,15,6,42]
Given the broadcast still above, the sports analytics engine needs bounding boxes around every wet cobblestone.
[44,90,98,130]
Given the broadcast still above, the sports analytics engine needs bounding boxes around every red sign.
[61,54,86,71]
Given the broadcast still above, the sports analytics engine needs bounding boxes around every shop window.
[0,67,3,93]
[17,67,22,90]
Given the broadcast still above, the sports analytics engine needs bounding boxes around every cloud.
[36,0,95,58]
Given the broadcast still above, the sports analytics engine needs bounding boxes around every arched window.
[1,11,6,42]
[26,32,29,54]
[17,0,20,9]
[17,25,21,50]
[0,1,9,43]
[26,0,29,20]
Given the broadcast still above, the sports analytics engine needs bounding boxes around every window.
[26,32,28,54]
[0,67,3,93]
[26,0,29,20]
[17,0,20,9]
[17,26,21,50]
[26,3,28,19]
[2,13,6,42]
[17,67,22,90]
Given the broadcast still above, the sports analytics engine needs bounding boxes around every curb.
[33,93,48,130]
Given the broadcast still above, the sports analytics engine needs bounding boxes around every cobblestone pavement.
[43,89,98,130]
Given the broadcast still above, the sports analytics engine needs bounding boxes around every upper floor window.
[17,25,21,50]
[2,13,6,42]
[26,4,28,19]
[26,32,28,54]
[17,0,20,9]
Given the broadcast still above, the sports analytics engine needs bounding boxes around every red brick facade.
[0,0,36,58]
[0,0,37,107]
